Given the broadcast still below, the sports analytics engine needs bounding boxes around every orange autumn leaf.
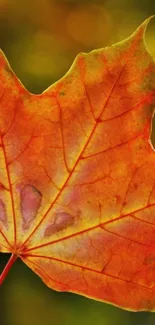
[0,17,155,312]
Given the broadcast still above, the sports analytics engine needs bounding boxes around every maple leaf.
[0,17,155,312]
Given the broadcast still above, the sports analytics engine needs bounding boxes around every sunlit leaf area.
[1,1,155,324]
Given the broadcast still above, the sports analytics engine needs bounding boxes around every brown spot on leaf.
[44,211,74,237]
[21,184,42,229]
[0,199,7,226]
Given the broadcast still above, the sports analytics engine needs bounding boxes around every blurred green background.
[1,0,155,324]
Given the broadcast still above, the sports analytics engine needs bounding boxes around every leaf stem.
[0,253,17,286]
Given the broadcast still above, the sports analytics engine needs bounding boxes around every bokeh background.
[0,0,155,324]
